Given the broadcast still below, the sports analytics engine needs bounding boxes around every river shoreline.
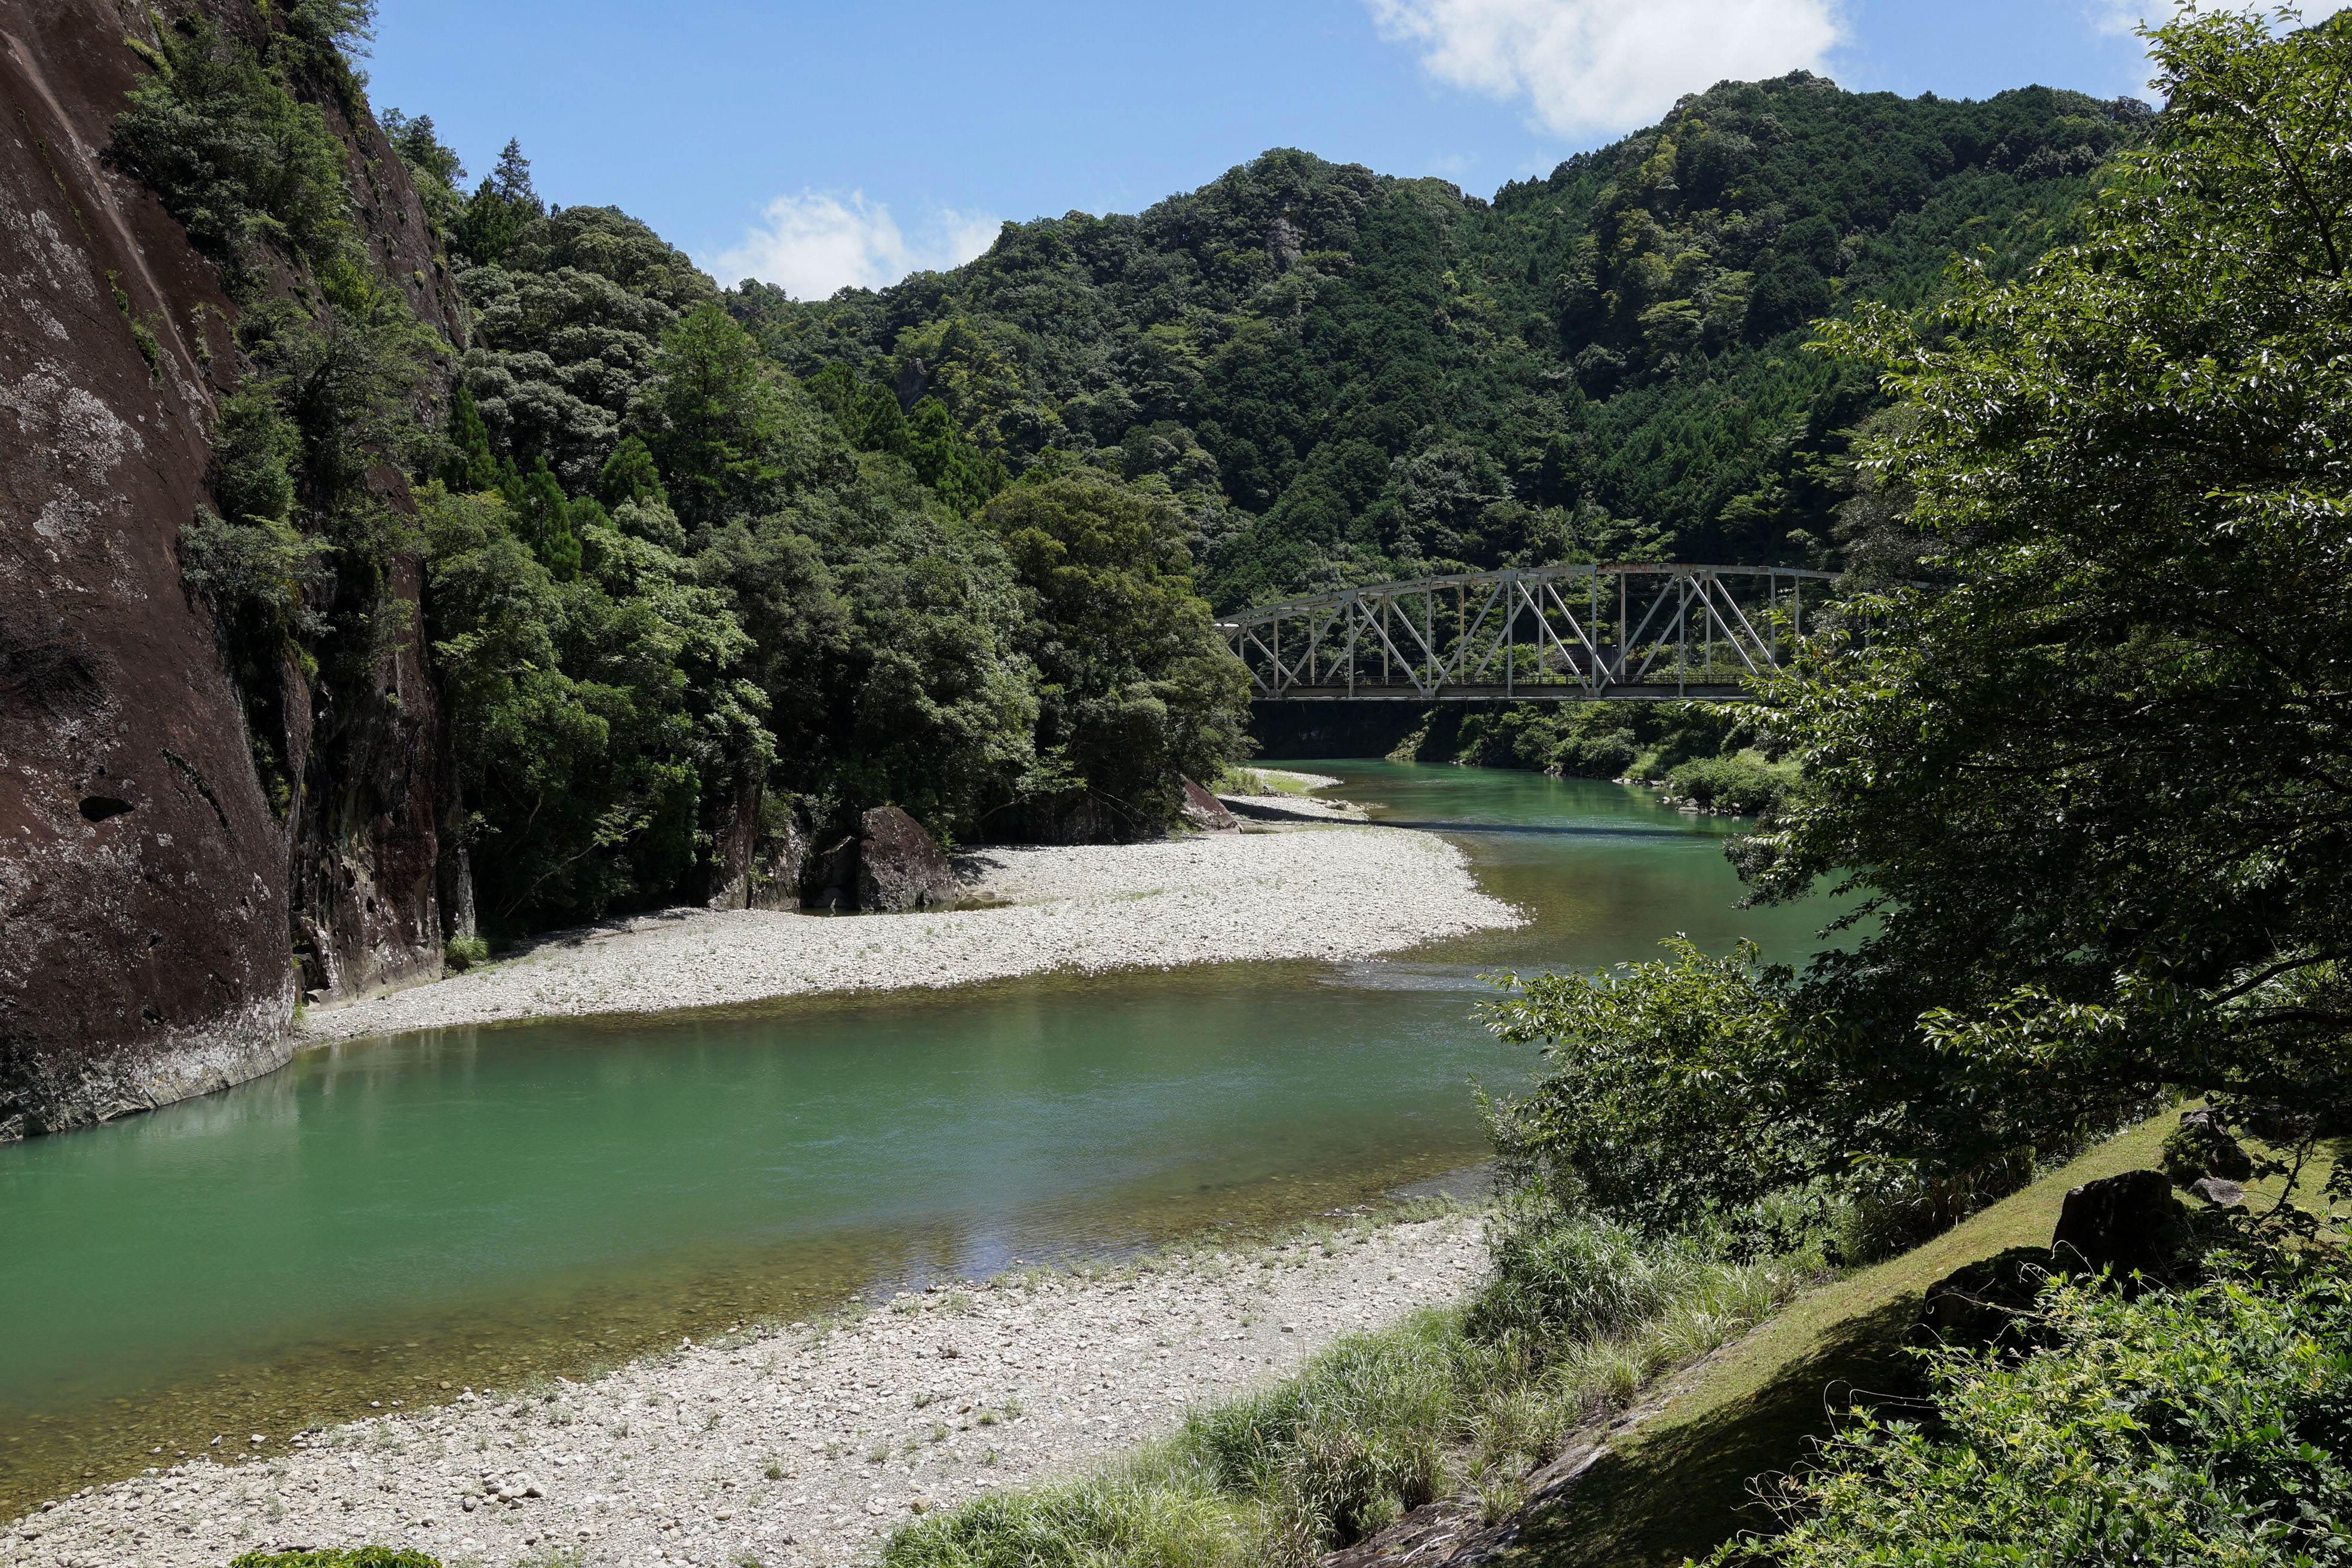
[7,1209,1487,1568]
[299,786,1524,1046]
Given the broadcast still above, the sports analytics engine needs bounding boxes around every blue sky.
[365,0,2224,299]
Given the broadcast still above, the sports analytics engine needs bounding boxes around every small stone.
[2190,1175,2246,1206]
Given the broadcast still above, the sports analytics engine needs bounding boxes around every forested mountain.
[341,68,2154,935]
[727,76,2148,610]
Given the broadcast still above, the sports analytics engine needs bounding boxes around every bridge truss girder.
[1216,563,1839,702]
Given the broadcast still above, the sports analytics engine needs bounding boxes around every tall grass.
[881,1212,1809,1568]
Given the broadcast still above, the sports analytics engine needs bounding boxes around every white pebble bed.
[299,817,1522,1044]
[8,1214,1485,1568]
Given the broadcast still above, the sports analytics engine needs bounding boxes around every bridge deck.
[1250,684,1756,703]
[1218,563,1830,704]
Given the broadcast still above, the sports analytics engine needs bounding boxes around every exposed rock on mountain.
[0,0,464,1138]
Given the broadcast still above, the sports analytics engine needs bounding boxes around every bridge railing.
[1215,562,1842,702]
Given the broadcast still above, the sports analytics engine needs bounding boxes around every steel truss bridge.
[1217,562,1839,702]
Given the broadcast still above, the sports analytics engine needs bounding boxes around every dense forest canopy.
[730,77,2149,611]
[148,0,2165,938]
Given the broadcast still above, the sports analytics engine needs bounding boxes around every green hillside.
[728,75,2149,611]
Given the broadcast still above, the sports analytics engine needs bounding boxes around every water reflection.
[0,761,1838,1509]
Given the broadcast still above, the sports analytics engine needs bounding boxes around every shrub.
[179,506,327,635]
[1713,1263,2352,1566]
[115,13,351,284]
[1664,755,1784,814]
[443,935,489,971]
[887,1214,1806,1568]
[1552,729,1638,779]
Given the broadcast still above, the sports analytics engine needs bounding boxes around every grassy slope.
[1506,1114,2178,1567]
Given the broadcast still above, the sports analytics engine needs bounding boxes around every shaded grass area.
[1497,1114,2179,1567]
[881,1221,1811,1568]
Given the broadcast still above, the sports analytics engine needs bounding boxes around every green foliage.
[378,108,466,235]
[1662,755,1785,816]
[597,434,668,510]
[627,301,844,532]
[230,1549,440,1568]
[411,190,1244,920]
[1394,699,1753,783]
[1467,13,2352,1261]
[421,483,767,929]
[803,363,1010,514]
[212,388,302,530]
[884,1212,1803,1568]
[1702,7,2352,1196]
[114,9,352,285]
[457,204,716,489]
[499,460,583,580]
[1480,939,1832,1241]
[453,137,544,267]
[436,382,503,492]
[1714,1264,2352,1567]
[238,256,441,522]
[985,477,1248,826]
[179,504,327,640]
[738,87,2144,612]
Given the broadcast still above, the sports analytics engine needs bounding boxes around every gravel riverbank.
[300,799,1521,1045]
[8,1212,1487,1568]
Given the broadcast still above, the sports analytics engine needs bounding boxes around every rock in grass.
[2050,1169,2193,1288]
[2188,1175,2246,1206]
[1918,1245,2052,1354]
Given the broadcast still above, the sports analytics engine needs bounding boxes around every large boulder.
[855,807,953,912]
[805,833,859,911]
[2050,1169,2193,1287]
[1918,1245,2054,1354]
[1177,773,1238,832]
[746,802,811,912]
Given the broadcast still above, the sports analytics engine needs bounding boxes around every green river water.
[0,760,1836,1511]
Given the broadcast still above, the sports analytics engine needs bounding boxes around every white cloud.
[705,191,1000,301]
[2090,0,2346,41]
[2086,1,2148,38]
[1365,0,1846,139]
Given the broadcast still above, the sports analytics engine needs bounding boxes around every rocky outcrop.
[0,0,464,1137]
[856,806,952,912]
[1177,773,1239,831]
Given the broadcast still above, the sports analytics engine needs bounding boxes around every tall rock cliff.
[0,0,465,1138]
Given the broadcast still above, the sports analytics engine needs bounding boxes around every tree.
[627,301,842,534]
[455,138,545,266]
[1486,8,2352,1232]
[984,476,1250,826]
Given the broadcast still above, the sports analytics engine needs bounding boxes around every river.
[0,760,1834,1511]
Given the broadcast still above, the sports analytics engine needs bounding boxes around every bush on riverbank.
[1386,702,1794,813]
[881,1212,1808,1568]
[1710,1257,2352,1567]
[1662,755,1787,816]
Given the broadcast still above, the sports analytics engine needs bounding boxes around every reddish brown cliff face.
[0,0,465,1138]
